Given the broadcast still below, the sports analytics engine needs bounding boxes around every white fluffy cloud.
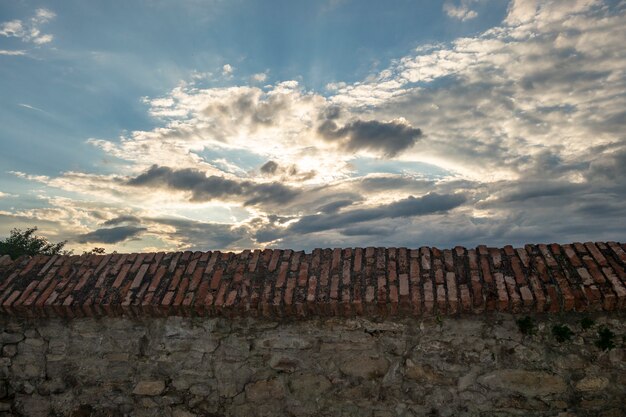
[443,1,479,21]
[0,8,55,45]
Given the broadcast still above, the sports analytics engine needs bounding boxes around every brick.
[538,244,558,268]
[489,248,502,269]
[527,274,546,312]
[290,251,302,272]
[443,250,454,272]
[409,251,421,315]
[504,275,521,313]
[399,273,409,303]
[38,255,59,276]
[19,255,42,276]
[342,248,352,286]
[331,248,342,274]
[329,274,340,315]
[436,284,446,314]
[562,244,582,267]
[602,267,626,309]
[389,284,398,315]
[148,266,167,292]
[510,256,526,285]
[268,250,282,272]
[398,247,408,275]
[131,264,150,289]
[445,272,458,315]
[377,274,387,307]
[470,271,483,311]
[494,273,509,311]
[516,248,530,268]
[459,284,471,313]
[353,248,363,273]
[420,247,431,271]
[519,286,534,309]
[433,256,444,285]
[113,264,131,288]
[248,249,261,272]
[585,242,608,267]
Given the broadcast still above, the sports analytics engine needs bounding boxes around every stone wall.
[1,313,625,417]
[1,243,625,416]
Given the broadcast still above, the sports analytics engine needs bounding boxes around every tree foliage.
[0,227,69,260]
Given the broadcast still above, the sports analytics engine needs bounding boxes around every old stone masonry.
[0,243,625,416]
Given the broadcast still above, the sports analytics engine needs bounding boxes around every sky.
[1,0,625,253]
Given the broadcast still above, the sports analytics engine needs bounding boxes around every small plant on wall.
[595,326,616,351]
[552,324,574,343]
[516,316,535,336]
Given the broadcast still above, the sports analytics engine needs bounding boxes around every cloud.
[252,72,268,82]
[586,148,626,182]
[260,160,279,174]
[127,165,300,206]
[318,118,423,157]
[222,64,234,76]
[443,1,478,21]
[257,192,466,240]
[316,199,354,214]
[102,215,142,226]
[0,8,55,45]
[4,0,626,253]
[76,226,147,244]
[0,50,26,56]
[148,217,247,250]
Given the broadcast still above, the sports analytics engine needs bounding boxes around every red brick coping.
[1,243,626,318]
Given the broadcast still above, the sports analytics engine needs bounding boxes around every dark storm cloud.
[150,218,246,250]
[127,165,300,206]
[260,160,279,174]
[316,199,354,213]
[103,215,142,226]
[586,148,626,182]
[76,226,146,244]
[256,192,466,241]
[357,176,434,192]
[318,118,422,157]
[494,181,586,203]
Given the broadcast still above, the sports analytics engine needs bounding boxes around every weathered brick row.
[454,246,467,285]
[273,254,291,316]
[2,242,624,318]
[352,248,364,315]
[602,244,626,289]
[340,248,352,316]
[293,252,309,316]
[552,244,588,312]
[446,272,458,315]
[375,247,387,315]
[408,249,421,315]
[251,249,272,316]
[305,249,322,315]
[494,272,509,311]
[467,249,483,312]
[538,245,575,311]
[240,250,258,313]
[283,251,300,316]
[364,247,376,314]
[582,243,618,310]
[420,247,434,315]
[478,246,496,311]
